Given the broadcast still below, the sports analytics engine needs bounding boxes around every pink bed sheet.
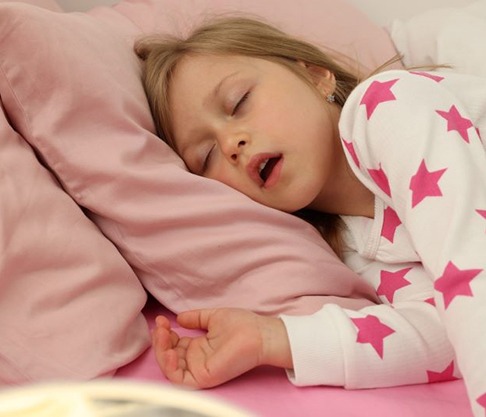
[116,299,472,417]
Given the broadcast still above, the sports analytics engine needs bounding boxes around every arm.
[339,69,486,414]
[152,308,292,389]
[153,256,456,389]
[281,256,457,388]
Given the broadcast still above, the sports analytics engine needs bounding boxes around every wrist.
[258,316,293,369]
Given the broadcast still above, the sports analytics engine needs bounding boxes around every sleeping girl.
[135,17,486,417]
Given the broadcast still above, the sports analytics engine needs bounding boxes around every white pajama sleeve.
[339,70,486,416]
[281,256,457,389]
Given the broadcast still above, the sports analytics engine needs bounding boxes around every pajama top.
[280,70,486,417]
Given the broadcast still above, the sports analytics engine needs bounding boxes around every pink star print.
[410,71,444,83]
[377,267,412,302]
[368,164,391,197]
[477,209,486,220]
[436,105,473,143]
[427,361,458,383]
[351,315,395,359]
[477,393,486,411]
[381,206,402,243]
[434,261,482,309]
[409,159,447,208]
[360,79,398,119]
[342,138,360,168]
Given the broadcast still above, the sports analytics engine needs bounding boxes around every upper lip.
[247,152,282,186]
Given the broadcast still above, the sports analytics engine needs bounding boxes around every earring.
[326,94,335,103]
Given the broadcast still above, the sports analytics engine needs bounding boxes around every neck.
[309,149,375,219]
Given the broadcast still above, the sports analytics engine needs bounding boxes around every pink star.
[409,159,447,208]
[436,105,473,143]
[410,71,444,83]
[351,315,395,358]
[424,297,436,306]
[377,267,412,302]
[477,393,486,411]
[342,138,360,168]
[435,261,482,309]
[477,209,486,220]
[427,361,458,383]
[477,210,486,233]
[368,164,391,197]
[360,79,398,119]
[381,206,402,242]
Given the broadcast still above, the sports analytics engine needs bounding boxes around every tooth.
[258,159,269,174]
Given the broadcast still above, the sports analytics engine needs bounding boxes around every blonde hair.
[135,16,396,258]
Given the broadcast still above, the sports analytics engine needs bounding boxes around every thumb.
[176,309,217,330]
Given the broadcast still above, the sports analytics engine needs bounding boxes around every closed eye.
[231,91,250,116]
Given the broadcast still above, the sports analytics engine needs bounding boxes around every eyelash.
[231,91,250,116]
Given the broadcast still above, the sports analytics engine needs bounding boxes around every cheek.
[206,162,241,191]
[252,103,299,137]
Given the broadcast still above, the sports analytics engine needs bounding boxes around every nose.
[220,133,248,162]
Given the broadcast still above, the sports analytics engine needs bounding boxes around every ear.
[298,61,336,96]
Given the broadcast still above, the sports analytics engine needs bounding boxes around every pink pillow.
[0,0,61,11]
[0,0,391,320]
[0,0,149,385]
[0,97,149,384]
[110,0,402,74]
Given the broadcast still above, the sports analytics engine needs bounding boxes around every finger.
[175,336,191,350]
[169,330,179,347]
[158,349,182,382]
[153,330,185,383]
[153,337,173,374]
[177,309,217,330]
[155,315,171,329]
[152,324,178,352]
[163,344,201,389]
[172,339,191,375]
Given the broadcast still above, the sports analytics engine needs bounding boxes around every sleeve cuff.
[280,304,345,387]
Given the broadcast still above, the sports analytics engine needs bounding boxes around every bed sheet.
[115,299,472,417]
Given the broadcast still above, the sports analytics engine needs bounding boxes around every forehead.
[170,55,237,110]
[174,53,246,78]
[170,54,254,103]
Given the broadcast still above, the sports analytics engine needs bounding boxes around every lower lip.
[263,157,284,189]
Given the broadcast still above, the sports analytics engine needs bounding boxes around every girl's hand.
[152,308,292,389]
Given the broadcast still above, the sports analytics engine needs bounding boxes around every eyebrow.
[204,71,239,107]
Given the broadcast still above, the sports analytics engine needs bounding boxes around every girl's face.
[169,54,342,213]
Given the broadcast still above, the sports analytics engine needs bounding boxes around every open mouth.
[258,157,281,182]
[248,152,283,188]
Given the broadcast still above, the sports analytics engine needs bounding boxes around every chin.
[271,200,312,214]
[255,190,316,214]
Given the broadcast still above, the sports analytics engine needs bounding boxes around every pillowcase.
[0,95,149,384]
[0,0,62,11]
[108,0,402,74]
[0,0,396,319]
[0,0,149,385]
[388,1,486,78]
